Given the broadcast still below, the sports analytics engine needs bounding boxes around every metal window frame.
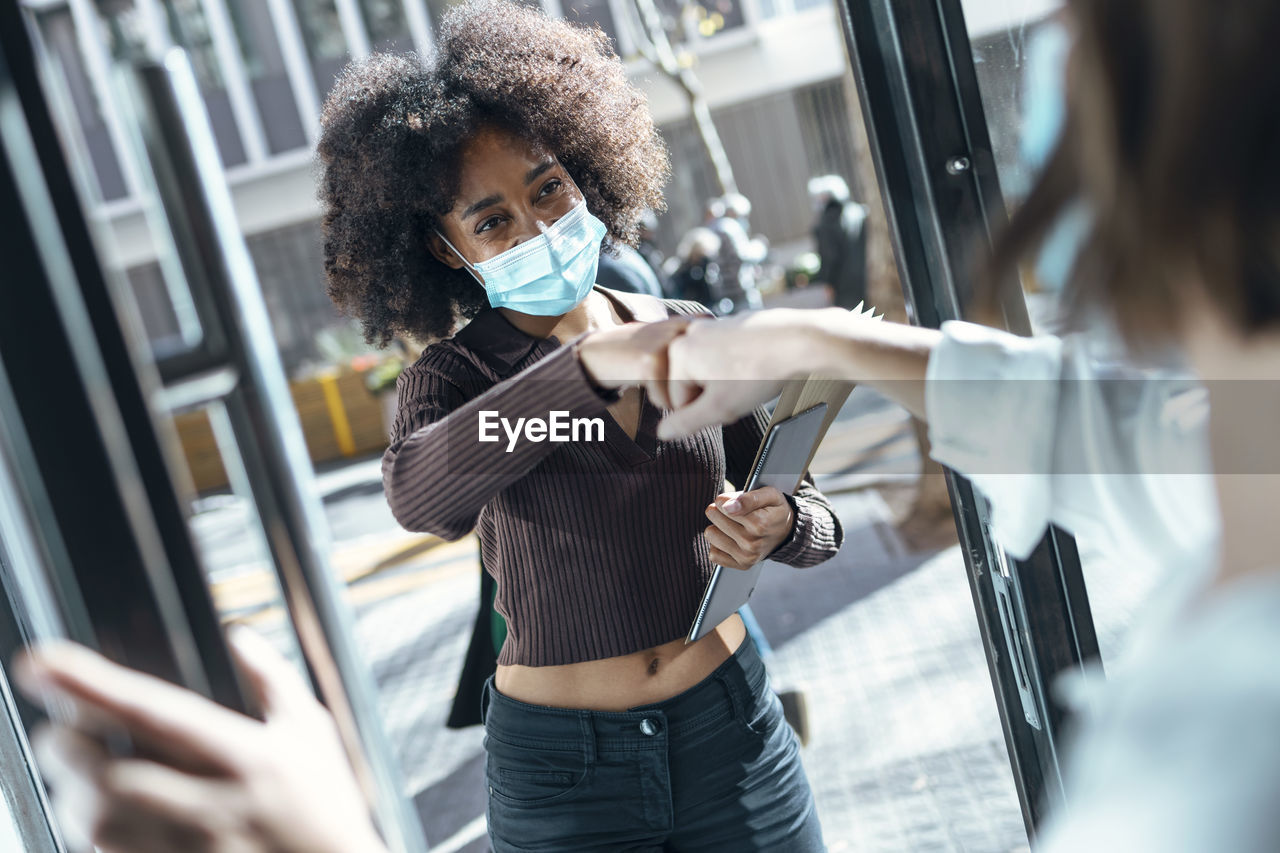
[198,0,270,162]
[333,0,372,59]
[403,0,435,54]
[0,370,68,853]
[0,0,246,710]
[0,4,427,850]
[835,0,1101,836]
[262,0,319,141]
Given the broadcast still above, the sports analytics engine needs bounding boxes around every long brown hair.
[991,0,1280,346]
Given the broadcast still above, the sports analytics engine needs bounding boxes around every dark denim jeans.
[481,640,825,852]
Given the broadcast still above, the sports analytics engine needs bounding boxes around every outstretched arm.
[654,307,939,439]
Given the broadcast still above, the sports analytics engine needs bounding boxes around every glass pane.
[961,0,1065,208]
[291,0,350,100]
[12,2,1036,848]
[225,0,308,153]
[959,0,1073,335]
[34,9,129,201]
[958,0,1166,670]
[161,0,248,167]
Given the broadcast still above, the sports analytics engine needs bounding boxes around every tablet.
[686,403,829,643]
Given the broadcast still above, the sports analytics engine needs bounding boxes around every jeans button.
[639,718,659,736]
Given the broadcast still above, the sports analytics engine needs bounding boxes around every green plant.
[364,357,405,395]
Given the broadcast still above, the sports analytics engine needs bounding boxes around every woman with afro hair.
[318,2,840,849]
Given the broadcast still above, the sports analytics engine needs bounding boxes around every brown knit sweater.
[382,288,843,666]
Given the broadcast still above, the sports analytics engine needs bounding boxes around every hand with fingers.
[12,628,389,853]
[654,311,819,440]
[703,487,796,570]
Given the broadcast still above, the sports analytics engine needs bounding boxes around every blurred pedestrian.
[636,207,672,294]
[595,242,665,297]
[667,226,721,307]
[705,195,765,314]
[808,175,869,311]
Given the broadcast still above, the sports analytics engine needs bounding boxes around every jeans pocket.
[484,737,592,808]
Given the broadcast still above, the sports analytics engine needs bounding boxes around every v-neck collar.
[600,389,662,466]
[591,287,669,466]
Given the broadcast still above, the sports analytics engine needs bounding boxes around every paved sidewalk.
[364,487,1026,853]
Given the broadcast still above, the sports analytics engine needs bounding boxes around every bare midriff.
[494,614,746,711]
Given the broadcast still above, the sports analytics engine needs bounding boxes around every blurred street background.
[19,0,1137,849]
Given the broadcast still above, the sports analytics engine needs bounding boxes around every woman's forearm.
[797,308,941,421]
[657,307,943,439]
[384,343,613,537]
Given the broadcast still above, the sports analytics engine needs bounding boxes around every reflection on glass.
[225,0,309,153]
[960,0,1067,323]
[961,0,1168,671]
[960,0,1065,207]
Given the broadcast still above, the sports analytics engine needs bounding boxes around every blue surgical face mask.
[436,200,608,316]
[1020,22,1070,174]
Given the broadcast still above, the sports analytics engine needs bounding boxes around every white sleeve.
[1036,576,1280,853]
[924,321,1215,569]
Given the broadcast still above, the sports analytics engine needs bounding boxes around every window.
[161,0,248,166]
[34,9,129,201]
[291,0,350,99]
[225,0,308,153]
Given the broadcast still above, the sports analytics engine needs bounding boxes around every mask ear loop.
[434,230,485,287]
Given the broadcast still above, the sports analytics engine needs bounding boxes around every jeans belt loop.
[716,669,748,724]
[578,711,597,766]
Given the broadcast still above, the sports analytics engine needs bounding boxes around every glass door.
[834,0,1101,834]
[0,3,427,850]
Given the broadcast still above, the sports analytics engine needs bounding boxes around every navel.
[647,657,661,676]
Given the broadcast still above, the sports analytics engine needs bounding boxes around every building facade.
[24,0,1049,371]
[22,0,866,370]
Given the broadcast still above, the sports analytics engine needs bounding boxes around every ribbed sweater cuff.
[769,494,841,567]
[562,335,622,405]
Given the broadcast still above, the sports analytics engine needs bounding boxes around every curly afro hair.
[317,0,670,346]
